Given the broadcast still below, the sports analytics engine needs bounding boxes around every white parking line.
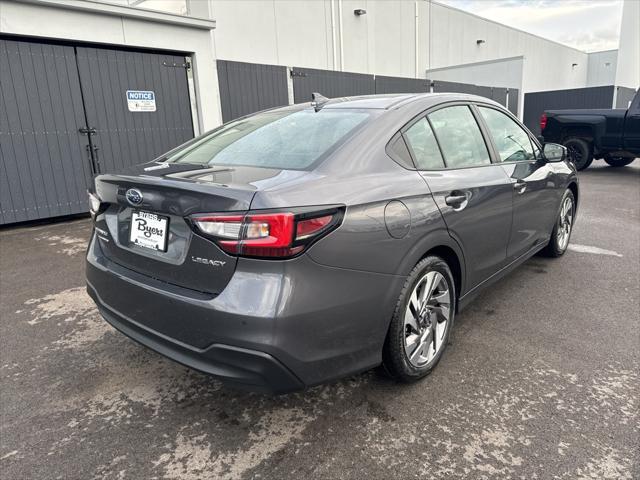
[568,244,623,257]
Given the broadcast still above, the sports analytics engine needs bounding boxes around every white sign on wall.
[126,90,156,112]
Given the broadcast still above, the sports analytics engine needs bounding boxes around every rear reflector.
[296,215,332,240]
[191,208,342,259]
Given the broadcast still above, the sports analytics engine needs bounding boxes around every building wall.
[427,1,588,95]
[208,0,592,118]
[615,0,640,89]
[210,0,590,94]
[586,50,618,87]
[427,57,524,90]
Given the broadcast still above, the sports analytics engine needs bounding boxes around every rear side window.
[428,106,491,168]
[479,106,535,162]
[403,118,445,170]
[165,109,372,170]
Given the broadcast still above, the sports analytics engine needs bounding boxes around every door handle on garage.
[513,181,527,194]
[445,192,469,210]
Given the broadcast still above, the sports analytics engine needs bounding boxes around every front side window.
[479,106,535,162]
[403,118,445,169]
[428,106,491,168]
[165,109,372,170]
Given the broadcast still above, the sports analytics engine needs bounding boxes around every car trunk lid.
[92,163,289,294]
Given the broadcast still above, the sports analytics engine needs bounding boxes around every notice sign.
[126,90,156,112]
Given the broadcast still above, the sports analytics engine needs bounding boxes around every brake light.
[540,113,547,132]
[191,209,342,259]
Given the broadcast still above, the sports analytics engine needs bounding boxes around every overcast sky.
[439,0,624,52]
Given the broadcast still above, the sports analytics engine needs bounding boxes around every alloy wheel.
[403,271,451,367]
[557,196,574,250]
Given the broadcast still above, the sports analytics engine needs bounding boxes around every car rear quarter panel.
[251,149,465,283]
[250,99,470,287]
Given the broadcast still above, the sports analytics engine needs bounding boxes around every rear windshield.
[164,108,372,170]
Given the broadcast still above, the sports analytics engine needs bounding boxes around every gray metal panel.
[523,85,615,135]
[1,39,90,224]
[374,76,429,94]
[432,80,478,95]
[615,86,637,109]
[292,67,375,103]
[508,89,519,116]
[433,81,508,107]
[217,60,289,123]
[490,87,508,107]
[76,46,194,173]
[475,85,493,102]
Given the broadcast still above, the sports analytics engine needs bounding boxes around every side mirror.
[543,143,567,163]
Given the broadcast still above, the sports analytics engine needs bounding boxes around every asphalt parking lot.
[1,161,639,480]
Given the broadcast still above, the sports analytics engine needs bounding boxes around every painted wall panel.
[428,57,524,90]
[615,0,640,89]
[217,60,289,122]
[615,86,638,109]
[523,86,615,135]
[0,39,90,223]
[375,76,429,94]
[292,67,374,103]
[587,50,618,87]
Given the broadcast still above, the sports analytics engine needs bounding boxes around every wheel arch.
[560,127,594,143]
[567,181,579,210]
[398,229,466,309]
[421,246,463,310]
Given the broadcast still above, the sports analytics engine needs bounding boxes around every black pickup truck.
[540,89,640,170]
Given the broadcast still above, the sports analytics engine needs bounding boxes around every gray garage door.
[0,38,194,225]
[1,40,90,224]
[76,46,194,177]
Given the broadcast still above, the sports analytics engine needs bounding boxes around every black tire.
[563,137,593,171]
[541,189,575,257]
[382,256,455,382]
[603,155,635,167]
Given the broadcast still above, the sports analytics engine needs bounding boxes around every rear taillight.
[540,113,547,132]
[190,208,343,259]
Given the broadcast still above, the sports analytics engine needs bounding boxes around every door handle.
[513,180,527,194]
[445,192,469,211]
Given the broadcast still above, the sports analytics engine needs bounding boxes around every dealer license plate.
[129,211,169,252]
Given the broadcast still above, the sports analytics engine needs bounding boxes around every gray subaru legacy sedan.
[86,93,578,393]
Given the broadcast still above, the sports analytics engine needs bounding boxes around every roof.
[320,94,421,109]
[319,92,502,110]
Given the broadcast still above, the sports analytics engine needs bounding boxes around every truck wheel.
[603,155,635,167]
[563,138,593,171]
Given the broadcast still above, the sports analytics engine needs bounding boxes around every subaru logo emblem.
[126,188,143,206]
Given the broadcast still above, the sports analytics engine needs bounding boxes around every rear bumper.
[87,283,303,394]
[86,233,405,392]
